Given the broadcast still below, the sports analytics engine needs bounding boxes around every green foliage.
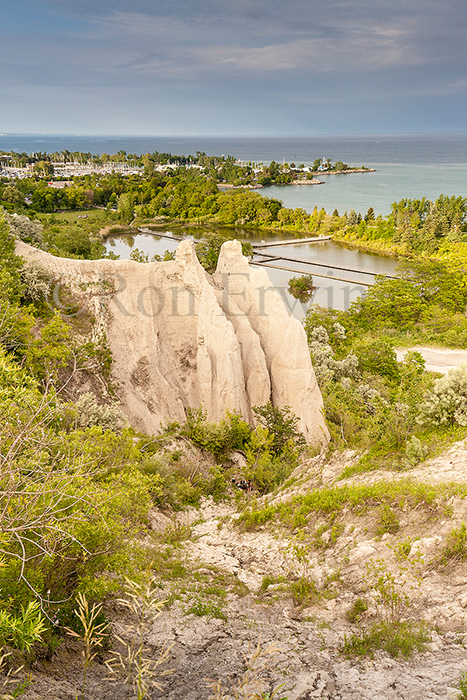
[375,504,400,537]
[239,479,461,531]
[74,392,126,431]
[0,208,24,303]
[5,212,45,248]
[303,306,346,350]
[345,597,368,623]
[182,408,251,460]
[439,522,467,564]
[253,402,305,457]
[0,602,46,652]
[195,232,253,272]
[289,577,319,606]
[186,599,227,621]
[341,620,429,659]
[287,274,315,301]
[26,312,72,381]
[242,424,290,493]
[458,671,467,699]
[349,277,427,330]
[353,337,399,381]
[404,435,428,465]
[417,365,467,427]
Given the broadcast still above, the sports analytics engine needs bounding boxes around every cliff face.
[16,239,329,445]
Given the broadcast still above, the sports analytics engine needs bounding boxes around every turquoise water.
[4,133,467,216]
[262,163,467,217]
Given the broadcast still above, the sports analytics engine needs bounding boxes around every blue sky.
[2,0,467,135]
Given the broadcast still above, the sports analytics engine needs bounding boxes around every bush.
[182,408,251,460]
[242,424,292,493]
[290,577,319,606]
[404,435,428,465]
[74,392,126,431]
[345,598,368,623]
[375,504,400,537]
[354,337,399,381]
[20,262,53,304]
[417,365,467,427]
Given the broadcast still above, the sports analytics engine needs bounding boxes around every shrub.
[243,424,291,493]
[74,392,126,431]
[290,577,319,606]
[0,602,47,652]
[417,365,467,427]
[182,408,251,460]
[404,435,428,465]
[308,326,358,386]
[345,598,368,623]
[6,211,45,248]
[20,262,53,303]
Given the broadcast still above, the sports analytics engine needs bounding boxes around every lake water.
[261,162,467,217]
[3,133,467,216]
[105,228,397,318]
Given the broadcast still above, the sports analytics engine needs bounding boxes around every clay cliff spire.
[15,238,329,445]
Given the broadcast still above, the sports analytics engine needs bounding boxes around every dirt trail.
[396,345,467,374]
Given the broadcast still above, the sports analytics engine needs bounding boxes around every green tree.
[253,402,305,456]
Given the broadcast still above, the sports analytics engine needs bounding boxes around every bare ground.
[13,444,467,699]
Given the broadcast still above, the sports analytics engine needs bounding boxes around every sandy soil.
[396,345,467,374]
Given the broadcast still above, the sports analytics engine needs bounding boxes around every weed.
[345,598,368,623]
[458,671,467,699]
[394,537,413,561]
[375,503,400,537]
[0,603,46,653]
[186,599,227,621]
[66,593,109,700]
[163,521,193,545]
[290,577,319,607]
[105,578,172,699]
[439,522,467,564]
[206,637,285,700]
[0,648,30,700]
[341,620,430,659]
[364,559,410,622]
[238,479,462,532]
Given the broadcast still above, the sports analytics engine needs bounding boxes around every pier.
[138,227,185,242]
[252,235,331,248]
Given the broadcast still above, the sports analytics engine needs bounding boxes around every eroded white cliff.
[16,238,329,445]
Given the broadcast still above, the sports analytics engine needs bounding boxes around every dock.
[252,235,331,248]
[138,227,186,242]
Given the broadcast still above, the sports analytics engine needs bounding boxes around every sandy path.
[396,345,467,373]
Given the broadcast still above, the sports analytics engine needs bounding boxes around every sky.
[2,0,467,136]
